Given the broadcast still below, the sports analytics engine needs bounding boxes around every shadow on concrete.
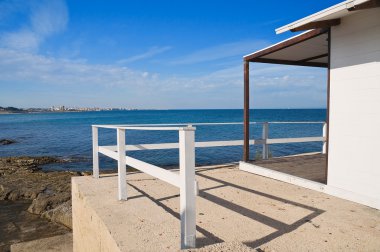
[126,167,325,249]
[127,183,224,247]
[196,171,325,249]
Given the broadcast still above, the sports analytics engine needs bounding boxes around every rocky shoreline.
[0,156,104,251]
[0,156,84,228]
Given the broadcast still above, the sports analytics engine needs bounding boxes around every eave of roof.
[244,28,328,68]
[275,0,370,34]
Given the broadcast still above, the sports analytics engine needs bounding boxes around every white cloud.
[0,47,327,108]
[0,47,240,92]
[0,0,68,52]
[170,40,267,65]
[30,0,68,36]
[117,46,172,64]
[249,64,327,89]
[1,29,41,51]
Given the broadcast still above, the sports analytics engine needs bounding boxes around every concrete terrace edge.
[72,177,121,252]
[239,161,380,210]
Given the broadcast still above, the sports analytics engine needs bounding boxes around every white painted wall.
[328,8,380,208]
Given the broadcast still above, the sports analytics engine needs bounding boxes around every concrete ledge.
[72,175,180,252]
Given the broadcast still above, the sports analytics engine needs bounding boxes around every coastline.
[0,156,97,251]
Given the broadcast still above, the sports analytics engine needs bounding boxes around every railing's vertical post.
[322,122,327,154]
[262,122,269,159]
[179,126,196,249]
[117,128,127,200]
[92,126,99,179]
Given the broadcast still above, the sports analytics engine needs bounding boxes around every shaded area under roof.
[244,29,328,68]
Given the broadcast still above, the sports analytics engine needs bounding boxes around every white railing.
[93,121,326,160]
[92,125,197,249]
[91,121,326,249]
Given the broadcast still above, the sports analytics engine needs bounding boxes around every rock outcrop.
[0,139,17,145]
[0,156,84,229]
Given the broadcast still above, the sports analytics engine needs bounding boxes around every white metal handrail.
[93,121,324,128]
[94,122,326,157]
[92,125,197,249]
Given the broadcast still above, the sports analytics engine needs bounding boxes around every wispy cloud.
[170,40,267,65]
[0,48,143,87]
[30,0,68,36]
[251,64,327,90]
[1,29,41,51]
[117,46,172,64]
[0,0,68,52]
[0,47,327,108]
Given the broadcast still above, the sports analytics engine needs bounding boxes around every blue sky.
[0,0,340,109]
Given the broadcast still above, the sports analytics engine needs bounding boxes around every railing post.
[179,127,196,249]
[92,126,99,179]
[262,122,269,160]
[243,60,250,162]
[322,122,327,154]
[117,128,127,200]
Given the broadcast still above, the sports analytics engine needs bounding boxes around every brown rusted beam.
[243,60,250,162]
[290,19,340,32]
[252,58,328,68]
[244,28,328,62]
[348,0,380,11]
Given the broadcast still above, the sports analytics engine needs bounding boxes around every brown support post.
[325,28,331,184]
[243,60,250,162]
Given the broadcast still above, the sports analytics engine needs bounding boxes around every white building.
[241,0,380,209]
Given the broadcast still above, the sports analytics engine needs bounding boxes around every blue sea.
[0,109,326,171]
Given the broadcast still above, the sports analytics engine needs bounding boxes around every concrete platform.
[72,165,380,251]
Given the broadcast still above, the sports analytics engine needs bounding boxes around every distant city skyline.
[0,0,338,109]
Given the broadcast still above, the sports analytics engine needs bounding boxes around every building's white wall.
[328,8,380,208]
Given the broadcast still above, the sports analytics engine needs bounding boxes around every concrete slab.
[72,166,380,251]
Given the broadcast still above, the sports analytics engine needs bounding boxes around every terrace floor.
[71,162,380,251]
[251,153,326,183]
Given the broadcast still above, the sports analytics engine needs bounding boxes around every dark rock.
[0,156,84,229]
[28,193,51,214]
[0,139,17,145]
[42,200,72,228]
[81,171,92,176]
[28,192,71,215]
[0,200,69,251]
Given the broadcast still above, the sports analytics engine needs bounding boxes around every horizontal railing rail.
[94,122,326,156]
[93,121,324,128]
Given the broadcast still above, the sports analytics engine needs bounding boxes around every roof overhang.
[276,0,380,34]
[244,29,328,68]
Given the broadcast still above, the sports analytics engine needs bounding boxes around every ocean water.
[0,109,326,171]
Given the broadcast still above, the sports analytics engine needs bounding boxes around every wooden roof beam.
[290,19,340,32]
[252,58,328,68]
[348,0,380,11]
